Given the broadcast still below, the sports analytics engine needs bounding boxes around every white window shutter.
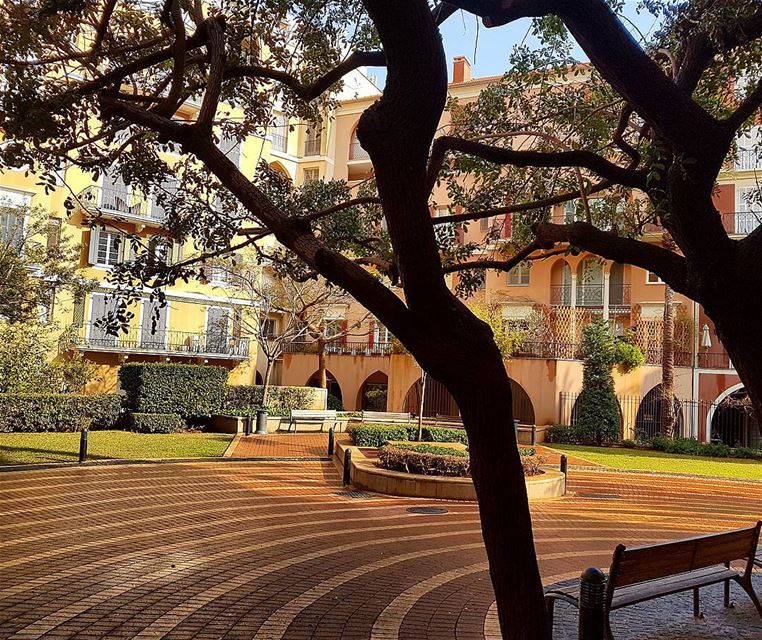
[171,240,183,265]
[88,227,100,265]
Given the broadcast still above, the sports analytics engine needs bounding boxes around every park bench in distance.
[360,411,411,424]
[545,521,762,639]
[287,409,338,433]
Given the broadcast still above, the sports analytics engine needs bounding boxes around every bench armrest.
[544,590,579,609]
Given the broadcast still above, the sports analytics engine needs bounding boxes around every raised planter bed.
[334,442,566,501]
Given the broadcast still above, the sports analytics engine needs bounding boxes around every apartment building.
[278,57,761,448]
[0,69,379,393]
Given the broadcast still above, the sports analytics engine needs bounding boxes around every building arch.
[269,161,292,182]
[550,259,572,305]
[634,384,684,440]
[349,125,369,161]
[307,370,343,409]
[357,371,388,411]
[509,378,536,425]
[707,384,760,448]
[255,370,264,386]
[402,376,458,417]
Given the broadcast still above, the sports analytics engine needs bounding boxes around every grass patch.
[0,430,234,465]
[547,444,762,481]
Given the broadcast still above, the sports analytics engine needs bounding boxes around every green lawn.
[547,444,762,481]
[0,431,234,465]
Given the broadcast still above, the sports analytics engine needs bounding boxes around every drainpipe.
[692,300,700,439]
[602,271,610,321]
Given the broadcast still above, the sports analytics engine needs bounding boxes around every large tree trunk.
[448,348,549,640]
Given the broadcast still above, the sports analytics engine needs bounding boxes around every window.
[47,218,61,250]
[271,114,288,153]
[349,128,369,160]
[0,188,30,249]
[304,125,322,156]
[303,168,320,183]
[736,185,762,234]
[218,132,241,167]
[736,126,762,171]
[147,236,172,266]
[208,264,230,284]
[564,201,580,224]
[646,271,664,284]
[508,261,531,286]
[262,318,276,337]
[95,230,123,267]
[480,216,490,231]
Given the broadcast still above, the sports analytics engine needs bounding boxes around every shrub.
[614,341,645,373]
[650,436,760,459]
[119,363,228,419]
[521,455,546,477]
[547,424,581,444]
[378,444,471,477]
[395,442,468,457]
[349,424,413,447]
[0,393,122,432]
[349,424,471,447]
[327,394,344,411]
[224,385,320,416]
[518,447,536,457]
[576,319,622,445]
[127,412,184,434]
[621,439,638,449]
[423,426,468,445]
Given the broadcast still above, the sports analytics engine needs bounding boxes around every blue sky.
[371,3,662,85]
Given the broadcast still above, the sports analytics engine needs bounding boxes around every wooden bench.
[361,411,411,424]
[287,409,338,433]
[545,522,762,639]
[434,414,464,428]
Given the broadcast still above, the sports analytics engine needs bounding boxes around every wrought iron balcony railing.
[349,140,370,161]
[283,341,393,356]
[79,186,167,223]
[735,148,762,171]
[720,211,762,236]
[697,351,735,370]
[550,284,631,308]
[70,323,250,359]
[304,138,322,157]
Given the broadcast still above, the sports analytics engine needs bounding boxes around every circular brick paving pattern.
[0,460,759,639]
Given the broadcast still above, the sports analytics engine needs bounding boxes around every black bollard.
[255,409,268,435]
[343,448,352,485]
[327,427,335,457]
[79,428,89,463]
[245,415,253,436]
[560,454,568,476]
[578,567,606,640]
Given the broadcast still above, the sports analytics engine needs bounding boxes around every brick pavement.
[0,459,760,639]
[230,432,350,459]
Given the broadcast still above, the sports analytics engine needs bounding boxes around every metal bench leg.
[724,578,733,608]
[693,587,703,619]
[735,577,762,618]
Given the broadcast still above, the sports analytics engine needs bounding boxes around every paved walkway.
[0,458,760,639]
[230,432,348,459]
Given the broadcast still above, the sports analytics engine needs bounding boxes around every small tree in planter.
[577,318,628,445]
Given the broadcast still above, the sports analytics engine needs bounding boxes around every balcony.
[735,148,762,171]
[283,341,393,356]
[550,284,631,310]
[720,211,761,236]
[304,138,322,157]
[698,351,735,370]
[71,323,250,359]
[79,186,167,225]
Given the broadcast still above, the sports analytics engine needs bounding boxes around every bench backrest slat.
[611,524,759,588]
[362,411,410,422]
[290,410,337,419]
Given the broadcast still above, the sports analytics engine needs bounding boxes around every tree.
[661,233,678,437]
[576,318,622,445]
[2,2,762,637]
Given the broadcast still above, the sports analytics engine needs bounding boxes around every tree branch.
[431,135,646,188]
[725,76,762,131]
[446,0,722,153]
[533,221,692,296]
[432,180,612,225]
[225,50,386,102]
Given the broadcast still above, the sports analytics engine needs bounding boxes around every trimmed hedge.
[127,412,185,434]
[379,444,471,477]
[119,363,228,419]
[546,424,582,444]
[378,444,546,478]
[651,436,761,459]
[350,424,413,447]
[349,424,472,448]
[224,385,322,416]
[0,393,122,432]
